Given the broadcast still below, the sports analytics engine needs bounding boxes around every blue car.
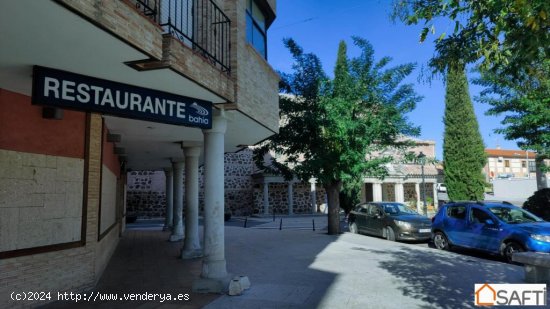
[431,201,550,262]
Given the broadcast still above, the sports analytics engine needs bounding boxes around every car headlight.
[395,220,412,229]
[531,234,550,242]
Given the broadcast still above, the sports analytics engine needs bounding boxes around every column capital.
[202,115,227,134]
[163,167,173,173]
[184,146,201,157]
[172,161,185,169]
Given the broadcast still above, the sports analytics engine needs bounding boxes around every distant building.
[484,148,537,181]
[362,138,443,213]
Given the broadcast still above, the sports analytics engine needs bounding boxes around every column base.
[201,258,228,279]
[169,234,184,242]
[192,275,232,294]
[181,249,203,259]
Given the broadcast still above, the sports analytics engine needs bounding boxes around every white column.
[287,182,294,215]
[200,115,227,280]
[415,182,422,213]
[373,182,382,202]
[394,182,404,203]
[263,181,270,215]
[163,168,173,231]
[432,182,439,208]
[310,178,317,213]
[181,146,202,259]
[170,161,184,242]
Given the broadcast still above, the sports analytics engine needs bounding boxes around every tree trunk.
[536,155,548,190]
[325,180,342,235]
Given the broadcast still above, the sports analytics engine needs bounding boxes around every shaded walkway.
[42,222,218,308]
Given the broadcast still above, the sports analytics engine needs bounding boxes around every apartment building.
[0,0,279,305]
[484,148,536,180]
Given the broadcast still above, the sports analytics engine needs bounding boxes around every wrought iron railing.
[132,0,231,73]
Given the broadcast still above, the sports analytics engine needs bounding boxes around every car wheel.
[349,222,358,234]
[433,231,450,250]
[385,226,396,241]
[503,242,524,263]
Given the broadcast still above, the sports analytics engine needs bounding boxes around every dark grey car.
[347,202,432,241]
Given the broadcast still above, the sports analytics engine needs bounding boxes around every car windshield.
[488,206,544,224]
[381,203,417,216]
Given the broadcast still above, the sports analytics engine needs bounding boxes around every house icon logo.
[475,283,497,306]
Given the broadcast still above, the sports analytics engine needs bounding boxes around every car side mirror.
[484,219,495,226]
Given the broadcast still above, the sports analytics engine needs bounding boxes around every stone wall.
[252,183,327,215]
[127,149,326,217]
[126,171,166,218]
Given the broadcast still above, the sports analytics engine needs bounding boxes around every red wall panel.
[0,88,85,158]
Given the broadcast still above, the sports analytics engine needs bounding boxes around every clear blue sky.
[266,0,519,160]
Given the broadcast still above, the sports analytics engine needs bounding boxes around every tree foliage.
[443,64,486,201]
[254,37,421,234]
[475,58,550,159]
[523,188,550,220]
[392,0,550,78]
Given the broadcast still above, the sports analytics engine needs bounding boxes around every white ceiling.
[0,1,275,170]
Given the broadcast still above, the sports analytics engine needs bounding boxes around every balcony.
[133,0,231,73]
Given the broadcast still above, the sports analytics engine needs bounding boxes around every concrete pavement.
[40,216,532,308]
[208,221,525,309]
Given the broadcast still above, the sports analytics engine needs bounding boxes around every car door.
[353,204,369,233]
[465,206,502,252]
[444,204,469,246]
[368,204,386,236]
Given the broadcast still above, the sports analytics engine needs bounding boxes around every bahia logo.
[190,102,209,116]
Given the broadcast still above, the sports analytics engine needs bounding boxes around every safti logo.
[475,283,547,306]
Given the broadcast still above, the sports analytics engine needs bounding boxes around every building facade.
[0,0,279,306]
[484,148,537,180]
[362,139,442,214]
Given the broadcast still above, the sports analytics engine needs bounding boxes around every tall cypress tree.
[443,64,487,201]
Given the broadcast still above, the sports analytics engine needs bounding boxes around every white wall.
[492,178,538,199]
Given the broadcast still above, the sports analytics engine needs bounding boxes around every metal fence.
[133,0,231,73]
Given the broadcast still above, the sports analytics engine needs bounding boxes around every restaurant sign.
[32,66,212,128]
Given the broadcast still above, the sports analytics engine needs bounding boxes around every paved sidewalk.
[42,216,531,308]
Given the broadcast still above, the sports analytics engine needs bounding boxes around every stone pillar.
[394,182,404,203]
[263,181,270,215]
[163,168,174,231]
[196,115,227,289]
[309,178,317,213]
[372,182,383,202]
[170,161,184,242]
[287,182,294,215]
[181,146,202,259]
[415,182,422,213]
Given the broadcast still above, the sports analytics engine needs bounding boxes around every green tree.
[392,0,550,78]
[476,58,550,162]
[255,38,421,234]
[443,63,486,200]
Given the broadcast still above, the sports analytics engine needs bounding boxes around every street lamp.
[417,152,427,216]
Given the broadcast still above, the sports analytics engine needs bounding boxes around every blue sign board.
[32,66,212,129]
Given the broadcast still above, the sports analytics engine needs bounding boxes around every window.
[447,205,466,220]
[522,161,527,168]
[504,160,510,168]
[246,0,267,58]
[529,160,536,173]
[470,208,493,224]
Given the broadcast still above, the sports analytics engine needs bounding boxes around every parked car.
[347,202,432,241]
[437,183,447,193]
[431,201,550,262]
